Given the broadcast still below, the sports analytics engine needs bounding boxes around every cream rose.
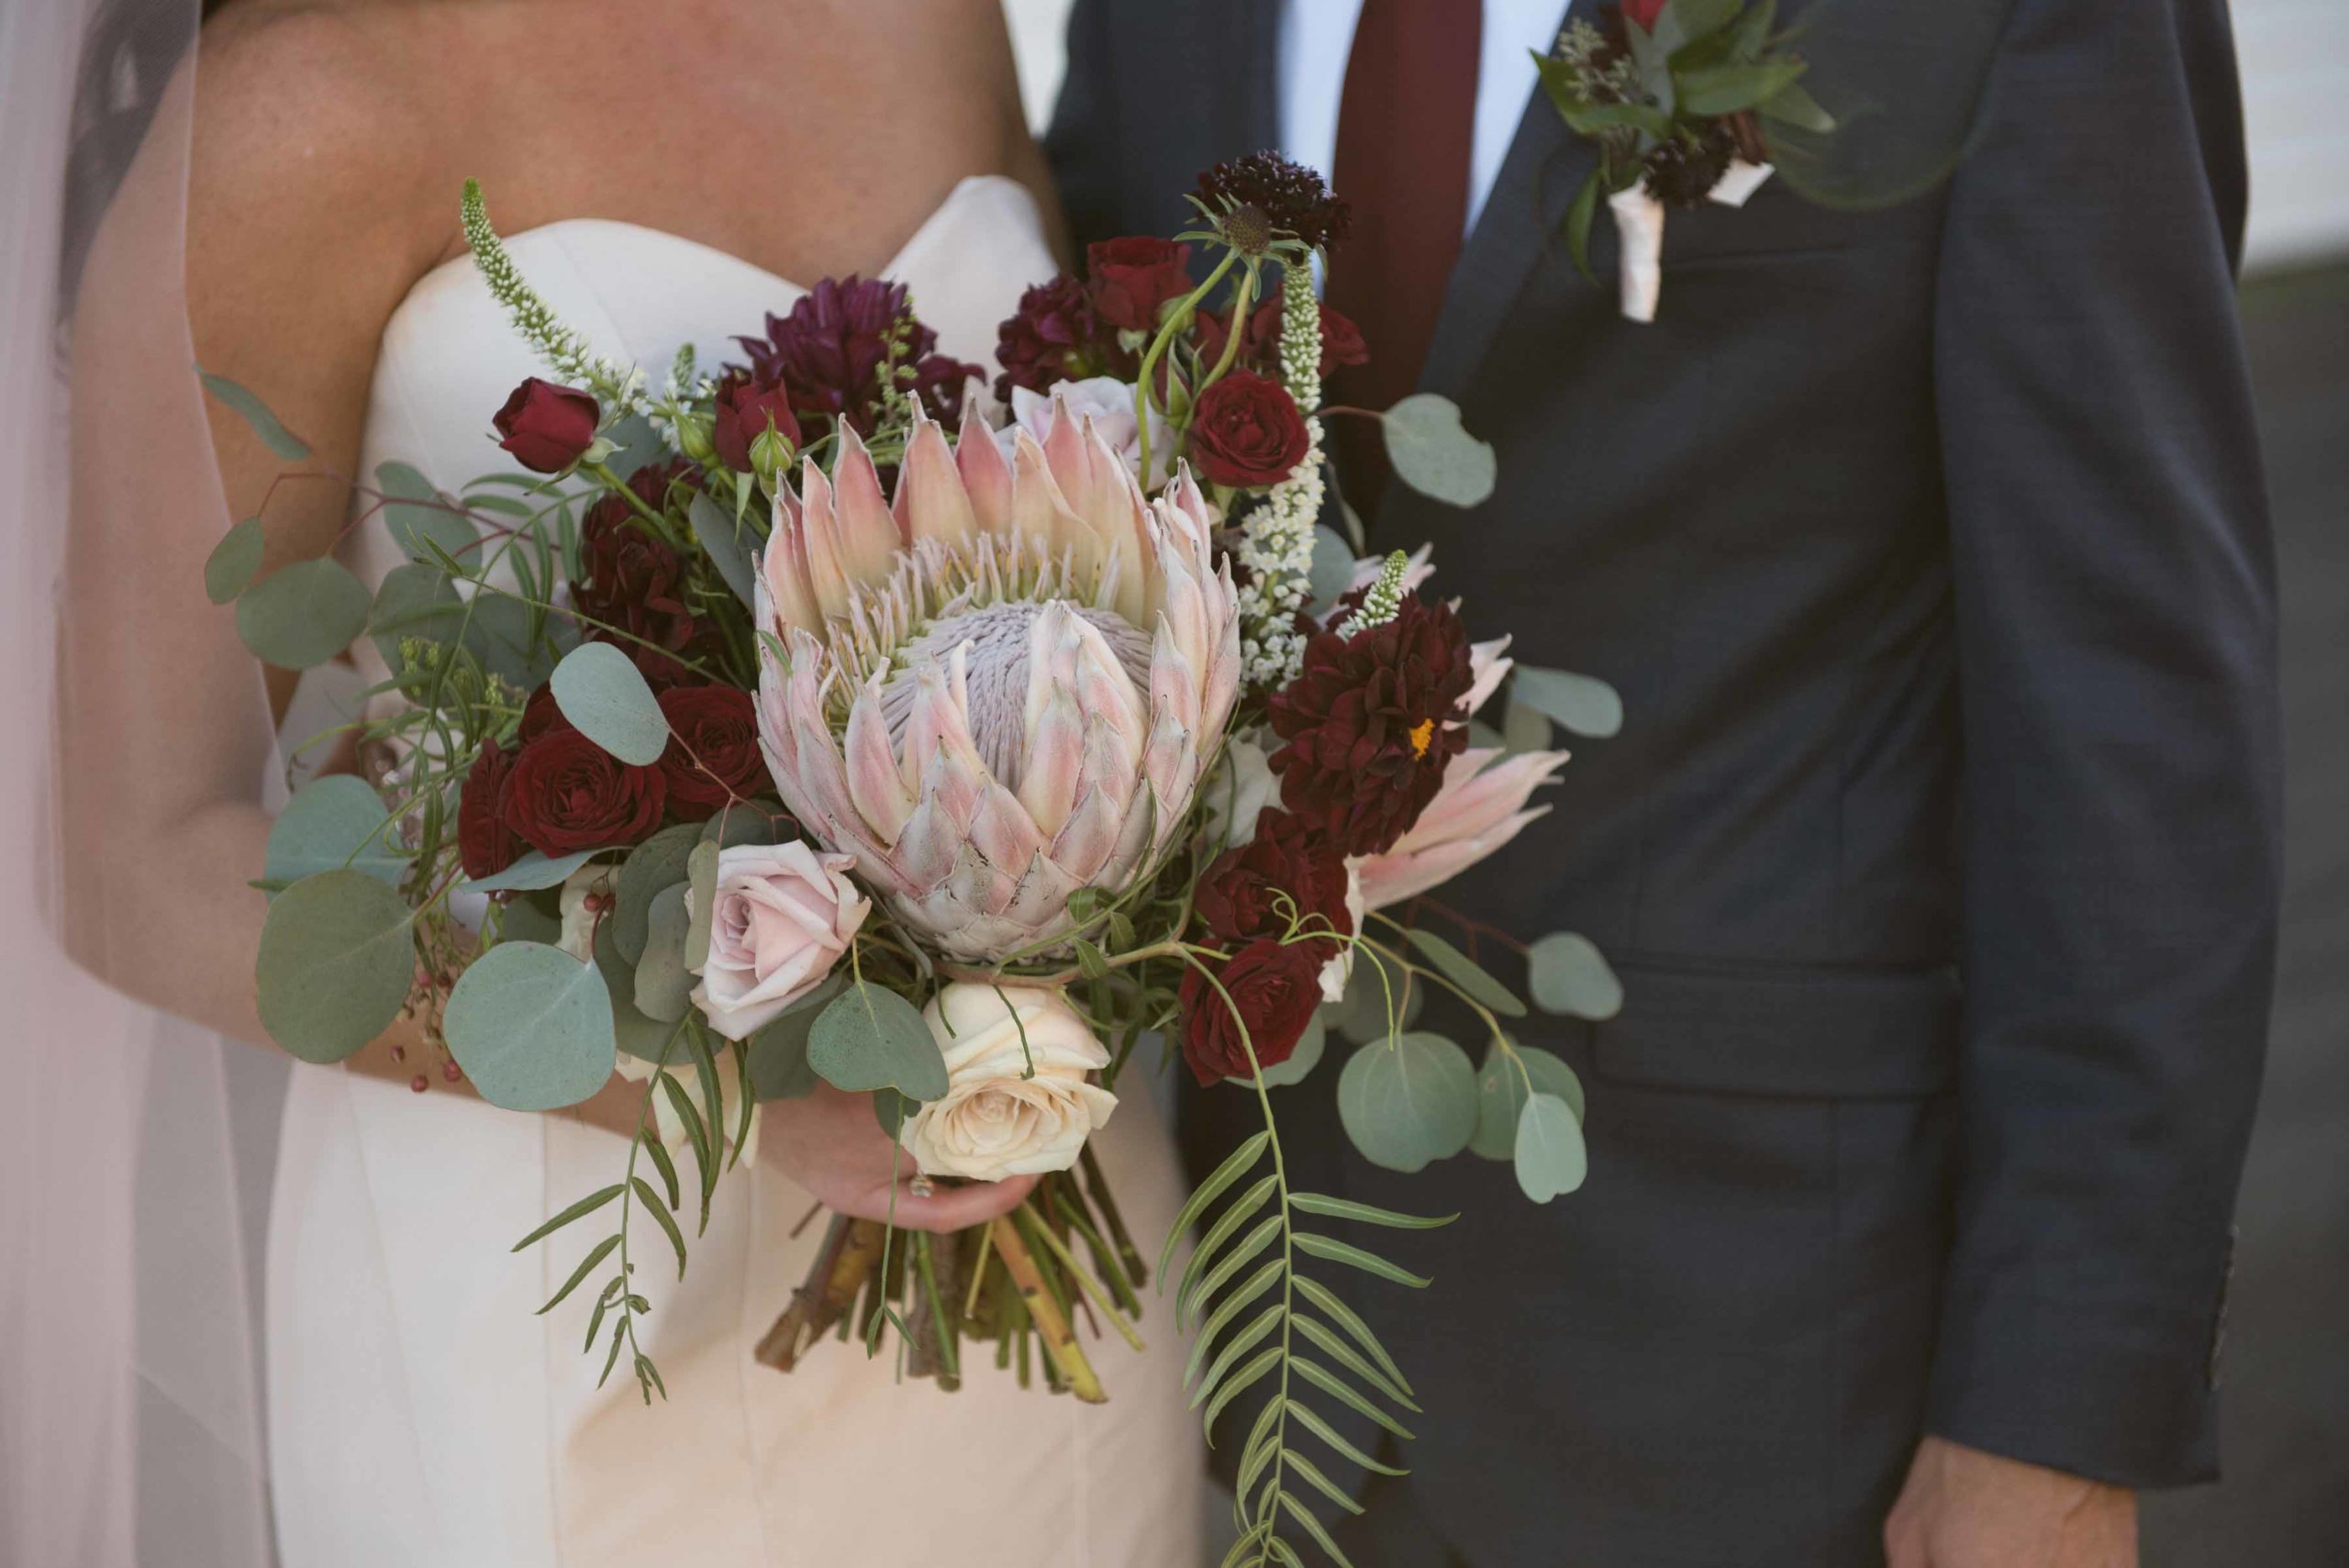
[689,840,867,1041]
[897,984,1118,1182]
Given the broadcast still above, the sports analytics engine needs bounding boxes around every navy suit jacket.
[1049,0,2277,1506]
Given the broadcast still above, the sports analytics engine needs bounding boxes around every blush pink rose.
[689,840,868,1040]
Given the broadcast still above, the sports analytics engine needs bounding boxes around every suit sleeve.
[1925,0,2280,1488]
[1042,0,1125,252]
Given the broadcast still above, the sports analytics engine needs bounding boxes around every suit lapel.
[1417,0,1596,400]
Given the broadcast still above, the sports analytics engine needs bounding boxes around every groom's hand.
[1885,1437,2137,1568]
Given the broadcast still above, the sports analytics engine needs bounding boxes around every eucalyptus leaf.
[377,461,478,567]
[807,982,949,1101]
[1514,1091,1588,1202]
[604,413,669,479]
[688,492,758,608]
[463,593,573,690]
[366,563,465,671]
[1336,1031,1478,1173]
[254,871,415,1063]
[265,775,404,895]
[1258,1011,1325,1088]
[613,824,701,967]
[1331,953,1420,1045]
[442,940,618,1111]
[1509,664,1623,739]
[632,884,694,1024]
[1304,525,1357,620]
[204,517,264,605]
[699,801,792,851]
[592,918,677,1062]
[1526,932,1624,1020]
[1403,928,1527,1018]
[746,974,845,1101]
[684,840,720,971]
[1381,394,1496,509]
[1471,1042,1586,1161]
[199,371,309,460]
[551,641,672,765]
[237,558,373,670]
[1500,693,1553,756]
[466,847,604,894]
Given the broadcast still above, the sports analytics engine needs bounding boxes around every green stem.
[1194,259,1262,398]
[1132,250,1240,484]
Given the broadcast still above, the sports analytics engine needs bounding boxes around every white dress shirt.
[1278,0,1566,239]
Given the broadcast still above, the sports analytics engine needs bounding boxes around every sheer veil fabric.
[4,0,280,1562]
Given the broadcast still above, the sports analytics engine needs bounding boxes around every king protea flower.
[755,392,1241,962]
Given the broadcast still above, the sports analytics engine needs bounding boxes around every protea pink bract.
[755,391,1241,962]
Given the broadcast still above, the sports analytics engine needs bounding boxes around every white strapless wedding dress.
[266,176,1204,1568]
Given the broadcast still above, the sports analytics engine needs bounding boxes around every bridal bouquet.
[203,153,1622,1564]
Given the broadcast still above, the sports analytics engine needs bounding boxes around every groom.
[1048,1,2279,1564]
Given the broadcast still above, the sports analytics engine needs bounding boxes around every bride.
[56,0,1204,1562]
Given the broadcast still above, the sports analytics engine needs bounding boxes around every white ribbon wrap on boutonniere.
[1608,160,1776,324]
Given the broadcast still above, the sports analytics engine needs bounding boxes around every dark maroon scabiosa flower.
[732,276,981,436]
[1179,937,1327,1087]
[709,370,800,473]
[654,684,772,818]
[1267,594,1475,856]
[1195,151,1353,254]
[1197,808,1353,948]
[502,728,667,855]
[456,744,522,879]
[1186,370,1310,488]
[492,378,599,473]
[1084,236,1194,333]
[994,272,1114,400]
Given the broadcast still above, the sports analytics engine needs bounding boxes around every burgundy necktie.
[1324,0,1483,516]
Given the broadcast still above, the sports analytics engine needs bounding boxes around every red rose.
[1085,237,1193,334]
[492,377,599,473]
[574,461,712,685]
[1622,0,1668,31]
[457,744,522,879]
[655,684,773,817]
[1194,285,1369,380]
[518,684,569,743]
[502,728,666,855]
[1197,808,1353,947]
[1268,594,1475,856]
[1179,938,1328,1087]
[1186,370,1310,488]
[710,370,800,473]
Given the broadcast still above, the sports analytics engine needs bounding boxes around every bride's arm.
[56,17,647,1132]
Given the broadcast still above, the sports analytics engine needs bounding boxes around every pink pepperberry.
[408,1074,429,1094]
[441,1060,462,1083]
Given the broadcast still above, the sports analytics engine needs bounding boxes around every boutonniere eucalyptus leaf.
[1533,0,1836,321]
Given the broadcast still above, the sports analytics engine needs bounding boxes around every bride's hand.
[758,1083,1035,1233]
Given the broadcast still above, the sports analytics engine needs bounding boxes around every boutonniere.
[1533,0,1835,322]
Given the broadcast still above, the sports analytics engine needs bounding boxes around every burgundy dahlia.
[1266,594,1475,856]
[1195,151,1353,253]
[733,276,980,436]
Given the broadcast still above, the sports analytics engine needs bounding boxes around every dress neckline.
[406,172,1038,307]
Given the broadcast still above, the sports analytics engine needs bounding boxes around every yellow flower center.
[1408,718,1435,760]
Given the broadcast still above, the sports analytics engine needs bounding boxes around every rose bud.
[492,377,600,473]
[711,370,800,473]
[1085,236,1194,334]
[1186,369,1310,489]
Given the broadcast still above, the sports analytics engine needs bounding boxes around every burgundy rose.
[518,684,569,743]
[1186,370,1310,488]
[492,378,599,473]
[574,461,708,684]
[457,744,522,880]
[502,728,667,855]
[1621,0,1668,31]
[1085,237,1193,334]
[1197,808,1353,947]
[1179,938,1328,1087]
[1194,285,1369,379]
[655,684,773,817]
[1267,594,1475,856]
[994,273,1111,400]
[710,370,800,473]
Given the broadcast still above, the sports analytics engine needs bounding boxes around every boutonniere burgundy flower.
[1534,0,1836,321]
